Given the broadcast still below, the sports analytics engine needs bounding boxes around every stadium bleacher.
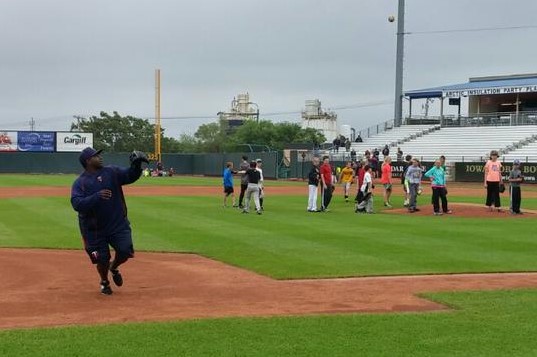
[396,126,536,162]
[328,125,438,160]
[503,141,537,162]
[344,125,536,163]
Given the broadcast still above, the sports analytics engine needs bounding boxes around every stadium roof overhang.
[405,74,537,99]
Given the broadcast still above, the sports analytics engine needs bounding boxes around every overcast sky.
[1,0,536,137]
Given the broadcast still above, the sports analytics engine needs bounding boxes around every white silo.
[301,99,338,142]
[305,99,321,116]
[236,93,251,113]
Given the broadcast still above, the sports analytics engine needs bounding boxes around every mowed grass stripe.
[1,195,537,278]
[0,197,79,248]
[0,174,304,187]
[1,289,537,356]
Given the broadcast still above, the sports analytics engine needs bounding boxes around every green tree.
[71,112,156,152]
[170,134,200,153]
[194,122,228,152]
[71,111,194,154]
[229,120,325,151]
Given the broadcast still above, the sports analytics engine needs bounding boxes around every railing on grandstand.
[406,111,537,127]
[355,119,396,139]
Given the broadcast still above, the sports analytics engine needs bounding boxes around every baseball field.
[1,174,537,356]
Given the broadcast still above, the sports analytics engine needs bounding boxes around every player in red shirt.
[354,159,366,204]
[319,156,333,212]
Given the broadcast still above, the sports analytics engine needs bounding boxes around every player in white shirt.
[355,165,374,214]
[256,159,265,211]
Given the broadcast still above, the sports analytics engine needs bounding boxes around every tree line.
[71,112,325,153]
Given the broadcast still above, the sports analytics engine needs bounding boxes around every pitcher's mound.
[385,203,535,218]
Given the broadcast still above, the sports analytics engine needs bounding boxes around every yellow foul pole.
[154,69,161,162]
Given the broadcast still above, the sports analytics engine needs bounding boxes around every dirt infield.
[2,183,537,199]
[1,183,535,330]
[0,185,305,198]
[386,203,537,218]
[2,248,537,330]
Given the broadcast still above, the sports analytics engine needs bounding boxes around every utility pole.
[155,69,161,163]
[29,117,35,131]
[393,0,405,127]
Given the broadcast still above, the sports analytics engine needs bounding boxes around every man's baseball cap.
[256,158,262,163]
[513,159,521,165]
[79,147,102,167]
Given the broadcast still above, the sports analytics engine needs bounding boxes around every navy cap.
[79,147,102,167]
[513,159,521,165]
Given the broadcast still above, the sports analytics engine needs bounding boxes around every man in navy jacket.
[71,147,148,295]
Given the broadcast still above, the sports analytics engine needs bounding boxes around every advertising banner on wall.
[56,132,93,152]
[0,131,18,152]
[455,162,537,184]
[17,131,55,152]
[444,85,537,98]
[389,161,434,178]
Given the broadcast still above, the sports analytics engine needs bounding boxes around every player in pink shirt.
[484,150,503,212]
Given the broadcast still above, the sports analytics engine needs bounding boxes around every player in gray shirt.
[238,156,250,208]
[405,159,424,213]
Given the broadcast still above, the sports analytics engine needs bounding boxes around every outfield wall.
[0,152,280,178]
[3,152,536,183]
[455,162,537,184]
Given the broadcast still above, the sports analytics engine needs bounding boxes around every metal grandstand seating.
[396,126,537,162]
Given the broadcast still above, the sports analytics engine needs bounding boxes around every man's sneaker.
[100,280,113,295]
[256,210,262,215]
[384,203,393,208]
[110,269,123,287]
[241,210,249,214]
[433,212,443,216]
[444,210,453,214]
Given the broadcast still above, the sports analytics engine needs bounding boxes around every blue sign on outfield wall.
[17,131,55,152]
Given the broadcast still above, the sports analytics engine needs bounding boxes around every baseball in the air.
[388,15,395,23]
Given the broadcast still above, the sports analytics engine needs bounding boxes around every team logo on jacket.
[97,176,102,182]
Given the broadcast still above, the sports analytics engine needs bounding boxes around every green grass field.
[2,289,537,356]
[0,174,303,187]
[1,174,536,356]
[1,194,537,278]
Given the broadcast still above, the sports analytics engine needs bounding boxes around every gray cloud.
[1,0,536,136]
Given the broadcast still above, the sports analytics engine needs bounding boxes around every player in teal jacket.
[424,160,451,215]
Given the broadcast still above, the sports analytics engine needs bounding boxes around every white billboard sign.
[56,132,94,152]
[444,85,537,98]
[0,131,18,152]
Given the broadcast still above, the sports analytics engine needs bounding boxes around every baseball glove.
[129,150,150,166]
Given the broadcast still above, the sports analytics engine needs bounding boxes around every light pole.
[393,0,405,127]
[248,102,260,123]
